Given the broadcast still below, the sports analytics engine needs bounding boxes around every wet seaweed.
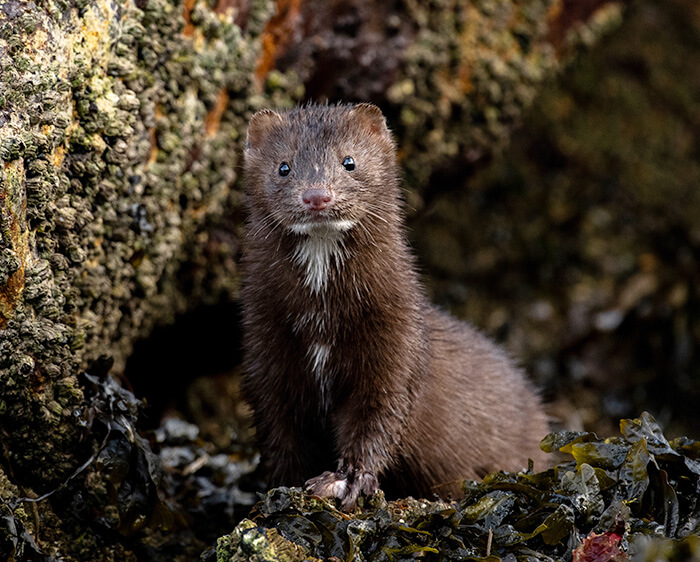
[216,412,700,561]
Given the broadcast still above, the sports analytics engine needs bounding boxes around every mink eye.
[342,156,355,172]
[279,162,291,176]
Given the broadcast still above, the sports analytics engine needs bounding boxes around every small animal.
[241,102,549,509]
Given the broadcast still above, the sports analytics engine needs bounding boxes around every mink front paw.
[305,468,378,511]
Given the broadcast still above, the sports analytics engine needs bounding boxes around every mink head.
[244,103,399,235]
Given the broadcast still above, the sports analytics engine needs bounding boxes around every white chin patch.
[288,220,355,235]
[290,221,355,293]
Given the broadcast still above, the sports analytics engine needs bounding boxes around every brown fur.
[241,103,549,509]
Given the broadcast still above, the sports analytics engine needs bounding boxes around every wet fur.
[241,103,549,509]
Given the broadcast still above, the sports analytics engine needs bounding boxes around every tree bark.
[0,0,624,557]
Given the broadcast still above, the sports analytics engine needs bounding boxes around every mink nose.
[301,188,334,211]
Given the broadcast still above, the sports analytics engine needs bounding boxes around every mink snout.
[301,187,334,211]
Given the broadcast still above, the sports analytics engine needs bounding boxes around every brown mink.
[241,103,549,510]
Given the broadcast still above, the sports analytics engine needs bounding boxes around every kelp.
[216,412,700,561]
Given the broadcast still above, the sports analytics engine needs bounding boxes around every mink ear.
[246,109,283,150]
[350,103,389,137]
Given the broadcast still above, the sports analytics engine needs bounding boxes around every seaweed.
[0,506,43,562]
[216,412,700,561]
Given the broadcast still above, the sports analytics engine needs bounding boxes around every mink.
[241,103,549,510]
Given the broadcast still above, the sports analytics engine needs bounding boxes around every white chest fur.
[290,220,354,293]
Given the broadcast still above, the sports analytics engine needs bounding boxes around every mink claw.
[305,468,379,511]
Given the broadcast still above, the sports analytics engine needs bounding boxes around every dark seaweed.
[216,412,700,561]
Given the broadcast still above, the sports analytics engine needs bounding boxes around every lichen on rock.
[0,0,278,489]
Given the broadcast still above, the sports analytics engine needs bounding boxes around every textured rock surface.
[0,0,277,486]
[257,0,626,192]
[412,0,700,437]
